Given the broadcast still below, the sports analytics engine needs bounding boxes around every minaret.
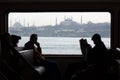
[28,23,29,27]
[33,20,35,26]
[23,19,25,27]
[64,16,66,20]
[71,16,73,21]
[56,17,57,26]
[81,16,82,25]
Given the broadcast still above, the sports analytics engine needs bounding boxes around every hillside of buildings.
[9,18,110,38]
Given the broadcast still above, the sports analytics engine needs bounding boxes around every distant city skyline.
[9,12,111,27]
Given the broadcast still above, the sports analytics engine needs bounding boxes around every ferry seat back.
[19,49,34,65]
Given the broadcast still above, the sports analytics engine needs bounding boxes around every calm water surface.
[18,37,110,55]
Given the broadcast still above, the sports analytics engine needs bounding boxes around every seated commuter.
[23,33,61,80]
[23,33,43,61]
[23,33,41,52]
[64,33,108,80]
[11,34,21,47]
[83,33,108,80]
[2,33,23,80]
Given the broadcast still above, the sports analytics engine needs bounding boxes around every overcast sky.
[8,12,111,27]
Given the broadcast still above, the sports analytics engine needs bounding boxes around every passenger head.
[11,35,21,47]
[3,32,12,43]
[91,34,102,44]
[30,34,38,43]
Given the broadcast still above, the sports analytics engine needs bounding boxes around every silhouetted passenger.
[3,32,12,45]
[1,33,23,80]
[79,33,108,80]
[64,33,108,80]
[23,33,61,80]
[87,34,107,64]
[23,33,41,53]
[87,33,107,80]
[11,35,21,47]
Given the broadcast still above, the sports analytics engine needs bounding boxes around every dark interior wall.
[1,0,120,2]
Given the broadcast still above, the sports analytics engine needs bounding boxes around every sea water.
[18,37,110,55]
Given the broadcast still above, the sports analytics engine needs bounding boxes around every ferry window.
[8,12,111,55]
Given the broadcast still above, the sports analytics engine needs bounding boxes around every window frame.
[2,2,115,57]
